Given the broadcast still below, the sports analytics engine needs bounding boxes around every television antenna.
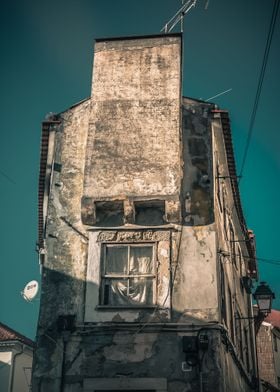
[161,0,198,33]
[21,280,39,302]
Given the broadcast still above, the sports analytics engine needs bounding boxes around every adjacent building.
[32,33,259,392]
[0,322,34,392]
[257,309,280,391]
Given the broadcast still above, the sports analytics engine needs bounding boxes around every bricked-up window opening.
[100,244,155,306]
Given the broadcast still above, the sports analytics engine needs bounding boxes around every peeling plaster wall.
[63,330,225,392]
[211,114,258,388]
[33,100,90,391]
[212,114,257,374]
[172,224,218,321]
[182,98,214,226]
[33,35,257,392]
[83,35,182,200]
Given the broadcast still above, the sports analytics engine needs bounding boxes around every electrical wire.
[0,169,16,184]
[239,0,279,180]
[219,249,280,265]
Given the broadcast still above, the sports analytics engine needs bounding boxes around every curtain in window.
[109,278,153,305]
[130,247,153,274]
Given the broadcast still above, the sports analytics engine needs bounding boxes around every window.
[238,246,243,274]
[222,190,228,240]
[229,221,237,268]
[273,333,278,352]
[243,327,250,371]
[216,162,222,212]
[227,287,235,342]
[100,244,155,306]
[220,263,227,324]
[235,311,243,360]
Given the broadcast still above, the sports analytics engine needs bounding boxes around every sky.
[0,0,279,339]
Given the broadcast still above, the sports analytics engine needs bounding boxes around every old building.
[32,33,259,392]
[257,309,280,391]
[0,322,34,392]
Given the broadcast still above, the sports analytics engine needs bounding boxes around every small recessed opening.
[95,201,124,227]
[135,200,165,226]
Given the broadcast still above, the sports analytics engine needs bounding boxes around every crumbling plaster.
[33,33,257,392]
[83,36,182,201]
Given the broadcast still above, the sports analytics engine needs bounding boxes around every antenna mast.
[161,0,197,33]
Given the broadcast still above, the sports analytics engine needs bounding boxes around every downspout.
[9,343,23,392]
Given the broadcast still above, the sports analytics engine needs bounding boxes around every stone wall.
[257,322,277,386]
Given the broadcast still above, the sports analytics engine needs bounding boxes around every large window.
[100,244,155,306]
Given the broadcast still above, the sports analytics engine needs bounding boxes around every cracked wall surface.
[83,35,182,204]
[33,34,256,392]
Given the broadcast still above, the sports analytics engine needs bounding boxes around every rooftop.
[265,309,280,329]
[0,322,35,347]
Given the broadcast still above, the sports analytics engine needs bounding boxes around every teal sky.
[0,0,279,339]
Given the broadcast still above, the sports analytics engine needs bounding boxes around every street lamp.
[253,281,275,316]
[235,281,275,322]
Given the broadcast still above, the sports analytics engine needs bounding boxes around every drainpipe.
[9,343,24,392]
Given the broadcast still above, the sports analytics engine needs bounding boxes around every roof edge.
[95,32,182,43]
[0,322,35,347]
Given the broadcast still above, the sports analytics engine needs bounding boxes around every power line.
[239,0,279,180]
[219,250,280,265]
[0,169,16,184]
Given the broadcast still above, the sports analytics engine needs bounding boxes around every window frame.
[99,242,157,308]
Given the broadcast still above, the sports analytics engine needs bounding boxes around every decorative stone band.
[97,230,170,242]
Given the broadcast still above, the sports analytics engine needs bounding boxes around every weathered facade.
[33,34,259,392]
[257,310,280,391]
